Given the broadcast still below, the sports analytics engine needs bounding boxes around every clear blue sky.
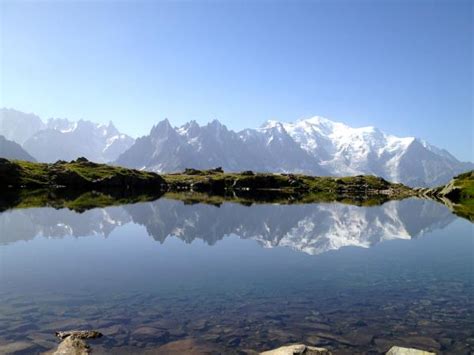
[1,0,472,161]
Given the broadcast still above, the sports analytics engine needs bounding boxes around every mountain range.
[0,108,134,163]
[116,116,472,186]
[0,198,455,255]
[1,108,472,186]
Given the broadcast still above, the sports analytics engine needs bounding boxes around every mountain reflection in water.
[0,197,455,255]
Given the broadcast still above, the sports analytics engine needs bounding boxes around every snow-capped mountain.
[23,118,135,163]
[117,116,472,186]
[116,118,328,175]
[0,109,134,163]
[279,116,473,186]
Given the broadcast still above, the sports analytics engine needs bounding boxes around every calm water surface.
[0,197,473,354]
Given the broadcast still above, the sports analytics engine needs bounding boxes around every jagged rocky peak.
[150,118,175,136]
[178,120,201,137]
[106,120,118,132]
[207,119,227,130]
[260,119,287,132]
[46,117,76,132]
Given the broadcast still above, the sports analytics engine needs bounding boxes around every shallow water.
[0,197,473,354]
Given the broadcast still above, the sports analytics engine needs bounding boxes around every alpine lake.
[0,191,472,354]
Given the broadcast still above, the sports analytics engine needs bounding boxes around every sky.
[0,0,472,161]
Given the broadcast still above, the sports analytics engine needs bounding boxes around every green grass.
[64,161,158,181]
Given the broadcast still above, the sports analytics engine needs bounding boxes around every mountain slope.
[0,135,36,162]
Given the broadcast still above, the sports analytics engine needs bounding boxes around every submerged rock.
[386,346,435,355]
[260,344,332,354]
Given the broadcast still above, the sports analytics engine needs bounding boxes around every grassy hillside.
[424,170,474,221]
[442,170,474,202]
[0,158,165,188]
